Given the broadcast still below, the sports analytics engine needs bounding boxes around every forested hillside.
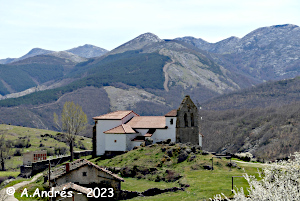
[0,51,169,107]
[202,102,300,160]
[202,76,300,110]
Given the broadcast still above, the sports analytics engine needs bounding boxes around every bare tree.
[0,132,12,171]
[53,101,87,161]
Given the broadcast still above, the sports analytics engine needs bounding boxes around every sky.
[1,0,300,59]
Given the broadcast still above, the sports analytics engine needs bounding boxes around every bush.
[212,152,300,200]
[54,146,67,155]
[163,170,182,182]
[13,149,22,156]
[46,148,54,156]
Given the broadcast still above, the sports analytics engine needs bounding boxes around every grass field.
[0,124,92,170]
[0,171,20,178]
[91,144,261,200]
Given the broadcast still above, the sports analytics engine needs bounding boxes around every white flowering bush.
[211,152,300,200]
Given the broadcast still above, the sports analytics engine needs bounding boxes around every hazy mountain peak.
[16,48,53,63]
[27,48,50,54]
[134,32,163,43]
[109,32,163,55]
[66,44,108,58]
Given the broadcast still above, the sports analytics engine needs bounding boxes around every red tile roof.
[165,109,177,117]
[104,124,136,134]
[144,128,156,137]
[50,159,124,182]
[144,133,153,137]
[93,110,138,120]
[126,116,166,128]
[53,182,95,197]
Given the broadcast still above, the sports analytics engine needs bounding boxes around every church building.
[92,95,202,156]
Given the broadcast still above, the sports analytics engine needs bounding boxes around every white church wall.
[96,120,121,155]
[105,134,126,151]
[152,117,177,143]
[152,129,175,143]
[126,134,143,150]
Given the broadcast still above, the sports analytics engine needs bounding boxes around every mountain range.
[1,24,300,160]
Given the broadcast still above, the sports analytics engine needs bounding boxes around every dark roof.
[165,109,177,117]
[50,159,124,182]
[53,182,95,197]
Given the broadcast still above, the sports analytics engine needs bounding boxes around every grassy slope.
[0,124,92,171]
[89,144,261,200]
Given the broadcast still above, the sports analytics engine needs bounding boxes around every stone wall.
[20,150,92,177]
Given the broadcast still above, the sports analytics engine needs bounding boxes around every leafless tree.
[0,132,12,171]
[54,101,87,161]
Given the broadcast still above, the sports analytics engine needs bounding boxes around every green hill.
[0,124,92,171]
[88,143,261,200]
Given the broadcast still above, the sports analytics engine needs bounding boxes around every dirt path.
[232,160,269,167]
[163,60,175,92]
[0,173,43,201]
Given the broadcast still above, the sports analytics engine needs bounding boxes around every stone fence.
[20,150,92,178]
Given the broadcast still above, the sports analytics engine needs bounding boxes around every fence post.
[232,176,243,191]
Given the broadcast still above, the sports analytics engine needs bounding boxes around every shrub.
[54,146,67,155]
[164,170,182,182]
[212,152,300,200]
[13,149,22,156]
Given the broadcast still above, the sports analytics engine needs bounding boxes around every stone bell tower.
[176,95,199,145]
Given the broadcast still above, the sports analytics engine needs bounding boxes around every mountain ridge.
[0,44,108,64]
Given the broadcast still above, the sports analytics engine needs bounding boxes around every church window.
[184,113,188,127]
[170,118,173,125]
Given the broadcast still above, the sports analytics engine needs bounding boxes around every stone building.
[49,159,124,199]
[53,182,97,201]
[93,95,202,156]
[23,150,47,166]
